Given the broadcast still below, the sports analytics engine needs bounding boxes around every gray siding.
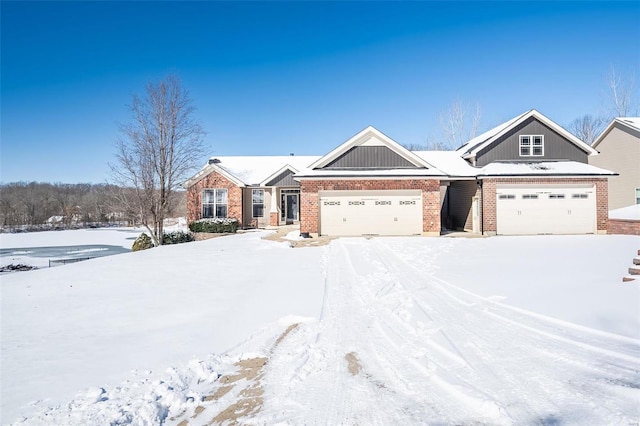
[447,181,478,231]
[264,170,299,187]
[322,146,419,169]
[476,117,589,166]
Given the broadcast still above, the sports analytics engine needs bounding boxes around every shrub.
[132,233,154,251]
[189,218,238,233]
[162,231,195,245]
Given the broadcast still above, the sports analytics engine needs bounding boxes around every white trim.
[251,188,265,218]
[183,163,246,188]
[259,164,299,187]
[519,134,544,157]
[592,117,640,149]
[202,188,229,219]
[308,126,435,170]
[460,109,598,160]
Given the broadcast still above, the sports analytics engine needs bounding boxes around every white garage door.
[319,190,422,236]
[496,185,596,235]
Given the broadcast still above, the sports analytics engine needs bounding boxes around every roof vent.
[208,158,221,164]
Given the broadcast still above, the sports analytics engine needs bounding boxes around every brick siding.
[608,219,640,235]
[186,171,244,226]
[299,179,441,235]
[481,177,608,234]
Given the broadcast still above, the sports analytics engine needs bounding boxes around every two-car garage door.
[496,184,596,235]
[319,190,422,236]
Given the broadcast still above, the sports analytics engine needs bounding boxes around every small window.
[549,194,565,199]
[252,189,264,218]
[520,135,544,157]
[498,194,516,200]
[522,194,538,200]
[636,188,640,205]
[572,194,588,199]
[202,189,228,218]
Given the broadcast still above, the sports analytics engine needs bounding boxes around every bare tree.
[111,75,205,245]
[606,66,638,117]
[438,99,482,150]
[568,114,606,145]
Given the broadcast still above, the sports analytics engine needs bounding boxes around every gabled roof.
[183,155,320,188]
[259,164,300,187]
[457,109,598,160]
[308,125,436,170]
[592,117,640,149]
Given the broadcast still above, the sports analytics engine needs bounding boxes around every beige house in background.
[590,118,640,210]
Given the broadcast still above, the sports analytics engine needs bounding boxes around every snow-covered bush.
[132,233,154,251]
[189,218,238,234]
[162,231,194,245]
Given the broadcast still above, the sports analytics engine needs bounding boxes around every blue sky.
[2,1,639,184]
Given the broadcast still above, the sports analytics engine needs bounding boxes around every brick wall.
[299,179,441,235]
[481,177,608,234]
[186,171,243,225]
[608,219,640,235]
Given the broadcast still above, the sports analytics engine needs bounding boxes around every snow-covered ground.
[610,204,640,220]
[1,230,639,424]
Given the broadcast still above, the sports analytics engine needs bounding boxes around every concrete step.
[629,266,640,275]
[623,276,636,282]
[634,257,640,265]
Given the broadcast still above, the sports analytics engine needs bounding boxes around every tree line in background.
[0,182,186,230]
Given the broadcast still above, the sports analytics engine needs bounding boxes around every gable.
[323,146,417,169]
[475,117,589,166]
[310,126,432,171]
[264,169,299,187]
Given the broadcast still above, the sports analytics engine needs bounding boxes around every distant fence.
[49,257,95,267]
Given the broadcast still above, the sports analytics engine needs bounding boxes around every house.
[589,117,640,210]
[184,110,616,236]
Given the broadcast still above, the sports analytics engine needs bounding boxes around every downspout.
[478,178,484,235]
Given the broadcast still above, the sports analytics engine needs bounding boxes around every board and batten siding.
[475,117,589,166]
[323,146,418,169]
[589,124,640,210]
[264,169,299,187]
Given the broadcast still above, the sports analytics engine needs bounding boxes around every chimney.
[208,158,221,164]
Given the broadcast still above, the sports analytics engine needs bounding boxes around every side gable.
[309,126,434,170]
[261,165,300,187]
[182,162,246,189]
[592,118,640,150]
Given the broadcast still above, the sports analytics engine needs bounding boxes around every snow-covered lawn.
[1,230,639,424]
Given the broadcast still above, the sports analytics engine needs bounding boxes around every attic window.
[520,135,544,157]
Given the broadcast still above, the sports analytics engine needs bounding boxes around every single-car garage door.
[496,184,596,235]
[319,190,422,236]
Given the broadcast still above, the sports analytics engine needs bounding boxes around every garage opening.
[319,190,423,236]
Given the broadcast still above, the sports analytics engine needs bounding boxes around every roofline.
[308,126,436,170]
[182,163,247,188]
[259,164,300,187]
[462,109,599,160]
[592,117,640,149]
[294,174,443,181]
[476,172,618,178]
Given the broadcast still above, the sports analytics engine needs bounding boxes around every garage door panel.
[319,190,422,236]
[496,185,595,235]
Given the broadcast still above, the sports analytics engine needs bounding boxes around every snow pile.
[2,230,639,424]
[609,204,640,220]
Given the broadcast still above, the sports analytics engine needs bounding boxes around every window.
[498,194,515,200]
[572,194,588,199]
[636,188,640,204]
[252,189,264,218]
[549,194,565,199]
[520,135,544,156]
[202,189,228,218]
[522,194,538,200]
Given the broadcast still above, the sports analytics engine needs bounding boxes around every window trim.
[202,188,228,219]
[252,189,265,218]
[519,135,544,157]
[635,188,640,205]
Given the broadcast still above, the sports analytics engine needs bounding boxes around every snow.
[207,155,319,184]
[477,160,616,176]
[414,150,479,176]
[617,117,640,131]
[610,204,640,220]
[1,230,639,424]
[294,168,446,177]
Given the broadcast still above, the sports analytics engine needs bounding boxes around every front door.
[280,191,299,224]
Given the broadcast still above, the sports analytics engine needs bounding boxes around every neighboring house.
[184,110,616,236]
[589,117,640,210]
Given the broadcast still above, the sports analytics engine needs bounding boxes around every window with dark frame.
[252,189,264,218]
[202,189,228,218]
[519,135,544,157]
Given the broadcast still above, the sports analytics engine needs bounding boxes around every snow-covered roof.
[609,204,640,220]
[184,155,320,187]
[413,151,479,177]
[457,110,598,159]
[592,117,640,149]
[476,161,617,177]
